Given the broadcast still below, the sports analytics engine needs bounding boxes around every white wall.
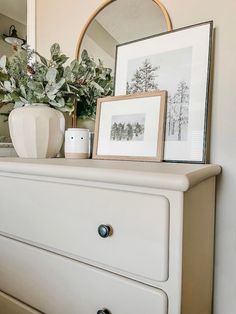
[36,0,102,58]
[81,19,118,69]
[36,1,236,313]
[81,33,116,69]
[162,3,236,313]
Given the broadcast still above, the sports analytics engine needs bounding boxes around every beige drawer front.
[0,176,169,283]
[0,291,41,314]
[0,236,168,314]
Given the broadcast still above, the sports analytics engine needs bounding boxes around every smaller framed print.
[92,91,167,162]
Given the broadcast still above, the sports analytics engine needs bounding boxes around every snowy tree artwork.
[166,80,189,141]
[126,59,159,94]
[126,47,192,141]
[110,114,145,142]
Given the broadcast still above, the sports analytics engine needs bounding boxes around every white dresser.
[0,158,221,314]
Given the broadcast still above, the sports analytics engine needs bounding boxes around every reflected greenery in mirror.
[76,50,113,120]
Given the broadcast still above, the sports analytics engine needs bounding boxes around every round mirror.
[76,0,172,72]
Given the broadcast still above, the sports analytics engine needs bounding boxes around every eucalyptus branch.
[0,43,113,119]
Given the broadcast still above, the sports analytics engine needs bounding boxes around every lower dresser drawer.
[0,236,168,314]
[0,291,40,314]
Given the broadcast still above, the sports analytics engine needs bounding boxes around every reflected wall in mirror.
[0,0,27,145]
[77,0,172,72]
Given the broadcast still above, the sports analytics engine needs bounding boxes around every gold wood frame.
[92,91,167,162]
[75,0,173,58]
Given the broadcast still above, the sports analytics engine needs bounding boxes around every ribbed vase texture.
[9,105,65,158]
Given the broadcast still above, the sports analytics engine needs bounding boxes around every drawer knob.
[97,310,111,314]
[98,224,112,238]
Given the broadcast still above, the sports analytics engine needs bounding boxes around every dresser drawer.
[0,291,41,314]
[0,236,168,314]
[0,176,169,283]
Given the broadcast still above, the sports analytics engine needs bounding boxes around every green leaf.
[19,97,28,104]
[64,66,73,81]
[27,81,44,93]
[46,68,58,83]
[46,81,65,100]
[50,43,60,57]
[55,78,65,90]
[49,99,65,108]
[0,56,6,70]
[20,85,27,98]
[4,81,12,92]
[34,94,45,101]
[2,94,12,102]
[47,93,56,101]
[70,59,80,72]
[14,101,25,108]
[90,81,104,93]
[37,54,48,66]
[57,98,65,107]
[81,50,89,61]
[58,105,74,114]
[0,72,9,81]
[54,54,69,65]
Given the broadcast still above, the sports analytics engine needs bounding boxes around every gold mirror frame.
[75,0,173,58]
[72,0,173,127]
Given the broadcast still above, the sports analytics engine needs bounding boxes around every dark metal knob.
[97,309,111,314]
[98,224,112,238]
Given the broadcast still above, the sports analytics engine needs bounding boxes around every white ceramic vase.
[9,104,65,158]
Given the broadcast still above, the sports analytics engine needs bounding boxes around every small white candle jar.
[65,128,90,159]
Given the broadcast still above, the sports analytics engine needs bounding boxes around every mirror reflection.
[79,0,170,71]
[0,0,27,144]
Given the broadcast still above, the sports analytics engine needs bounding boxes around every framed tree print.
[114,21,213,163]
[93,91,167,162]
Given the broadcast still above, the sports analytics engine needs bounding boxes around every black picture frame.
[114,21,213,163]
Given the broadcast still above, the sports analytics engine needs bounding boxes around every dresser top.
[0,158,221,191]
